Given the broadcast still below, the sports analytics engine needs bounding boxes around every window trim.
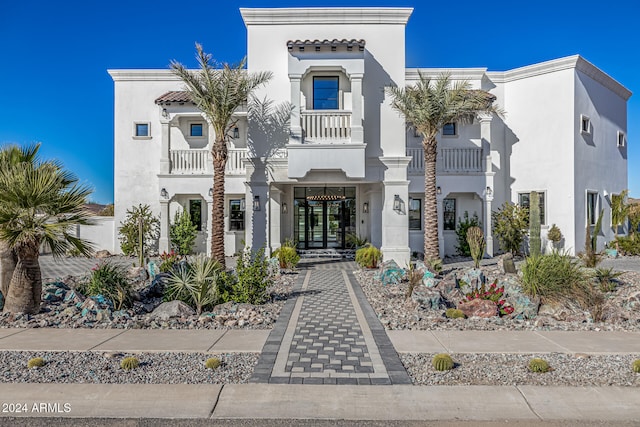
[443,198,456,231]
[408,197,422,231]
[517,191,546,226]
[312,76,340,110]
[580,114,591,135]
[586,191,598,227]
[229,199,245,231]
[190,123,204,138]
[442,122,458,137]
[133,122,151,139]
[189,199,203,231]
[617,130,626,147]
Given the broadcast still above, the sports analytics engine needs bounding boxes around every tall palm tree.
[0,158,93,314]
[388,73,501,259]
[0,144,40,301]
[171,44,272,268]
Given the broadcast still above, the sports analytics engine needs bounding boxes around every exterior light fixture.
[160,188,168,198]
[208,188,214,197]
[282,202,288,214]
[253,195,261,211]
[486,186,493,197]
[162,108,169,119]
[240,198,246,211]
[363,202,369,213]
[233,127,240,139]
[436,186,442,195]
[393,195,401,212]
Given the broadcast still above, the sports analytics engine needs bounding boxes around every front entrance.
[294,187,356,249]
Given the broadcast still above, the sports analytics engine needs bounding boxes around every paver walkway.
[251,259,410,385]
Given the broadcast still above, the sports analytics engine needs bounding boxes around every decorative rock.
[458,299,498,318]
[96,309,112,322]
[412,288,444,310]
[95,250,111,259]
[502,253,517,274]
[508,294,539,320]
[457,268,485,294]
[127,266,148,282]
[149,301,195,321]
[378,260,405,286]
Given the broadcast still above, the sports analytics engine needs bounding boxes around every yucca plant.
[165,255,222,314]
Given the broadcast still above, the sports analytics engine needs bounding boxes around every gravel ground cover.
[402,353,640,386]
[0,351,258,384]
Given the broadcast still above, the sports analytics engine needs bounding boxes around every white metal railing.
[407,147,483,174]
[170,149,211,174]
[301,110,351,142]
[226,148,248,175]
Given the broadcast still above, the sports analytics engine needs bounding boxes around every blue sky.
[1,0,638,203]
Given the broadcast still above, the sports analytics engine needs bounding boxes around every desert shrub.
[593,267,623,293]
[455,212,480,256]
[520,251,592,306]
[466,226,485,268]
[79,262,132,310]
[445,308,465,319]
[99,204,114,216]
[27,357,45,369]
[158,250,180,273]
[355,244,382,269]
[632,359,640,373]
[405,262,423,301]
[547,224,563,243]
[462,280,514,316]
[424,256,443,274]
[616,235,640,256]
[205,357,221,370]
[629,203,640,235]
[528,358,550,373]
[165,256,223,314]
[272,240,300,270]
[346,233,368,249]
[120,356,140,370]
[492,202,528,255]
[230,247,273,305]
[432,354,454,371]
[170,210,198,255]
[119,204,160,260]
[579,209,604,268]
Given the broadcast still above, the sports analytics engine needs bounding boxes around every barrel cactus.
[27,357,45,369]
[205,357,221,370]
[632,359,640,373]
[445,308,465,319]
[466,226,485,269]
[528,357,550,373]
[120,356,140,371]
[432,353,455,371]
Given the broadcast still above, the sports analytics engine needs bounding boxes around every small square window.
[134,123,149,137]
[190,123,203,137]
[617,131,626,147]
[442,122,457,136]
[580,115,591,134]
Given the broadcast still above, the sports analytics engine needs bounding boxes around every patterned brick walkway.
[250,259,410,385]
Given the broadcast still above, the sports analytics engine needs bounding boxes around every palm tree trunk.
[423,138,439,259]
[0,240,17,301]
[211,140,227,269]
[3,244,42,314]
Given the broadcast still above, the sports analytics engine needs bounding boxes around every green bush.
[170,210,198,255]
[492,202,528,255]
[120,356,140,370]
[616,235,640,256]
[118,204,160,259]
[593,267,623,293]
[79,262,132,310]
[455,212,480,256]
[205,357,221,370]
[355,244,382,269]
[424,256,443,274]
[432,354,454,371]
[632,359,640,374]
[272,243,300,270]
[445,308,465,319]
[520,251,592,305]
[528,358,550,373]
[466,226,485,268]
[547,224,563,243]
[231,247,273,305]
[165,256,223,314]
[27,357,45,369]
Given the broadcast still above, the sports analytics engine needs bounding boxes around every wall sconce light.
[208,188,214,197]
[162,108,169,119]
[363,202,369,213]
[436,186,442,195]
[393,195,401,212]
[253,195,261,211]
[282,202,288,214]
[233,127,240,139]
[240,198,246,211]
[160,188,168,198]
[486,186,493,197]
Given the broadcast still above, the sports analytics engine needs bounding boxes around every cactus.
[205,357,221,370]
[632,359,640,373]
[528,357,550,373]
[432,353,455,371]
[547,224,563,244]
[27,357,45,369]
[445,308,465,319]
[466,226,485,269]
[529,192,541,257]
[120,356,140,371]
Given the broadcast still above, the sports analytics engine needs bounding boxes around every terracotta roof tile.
[287,39,365,52]
[155,91,193,104]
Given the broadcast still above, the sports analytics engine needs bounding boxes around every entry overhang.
[287,143,366,178]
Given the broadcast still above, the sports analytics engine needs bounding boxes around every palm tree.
[171,44,272,268]
[0,144,40,301]
[388,73,501,259]
[0,157,93,314]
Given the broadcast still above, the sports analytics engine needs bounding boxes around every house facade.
[108,7,630,263]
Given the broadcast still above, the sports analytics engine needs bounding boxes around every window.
[134,122,150,137]
[313,76,339,110]
[580,115,591,134]
[190,123,203,137]
[409,198,421,230]
[518,192,546,225]
[229,199,245,231]
[442,122,457,136]
[443,198,456,230]
[617,131,626,147]
[587,192,598,226]
[189,200,202,231]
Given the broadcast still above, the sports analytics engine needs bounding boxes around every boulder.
[149,300,195,321]
[378,260,405,286]
[412,287,444,310]
[95,250,111,259]
[458,299,498,318]
[502,253,517,274]
[507,294,539,319]
[457,268,485,294]
[127,266,148,282]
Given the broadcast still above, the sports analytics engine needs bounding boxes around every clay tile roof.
[286,39,366,52]
[154,91,192,104]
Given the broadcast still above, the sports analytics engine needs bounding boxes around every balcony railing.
[301,110,351,142]
[226,148,248,175]
[170,149,211,174]
[407,147,483,174]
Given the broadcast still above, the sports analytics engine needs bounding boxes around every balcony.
[301,110,351,143]
[407,147,484,174]
[168,148,253,175]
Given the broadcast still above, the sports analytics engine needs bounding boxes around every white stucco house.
[107,7,630,264]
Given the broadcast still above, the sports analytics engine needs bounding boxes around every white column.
[160,120,171,174]
[350,73,364,144]
[479,113,495,256]
[159,199,170,253]
[289,74,303,144]
[485,189,494,257]
[478,114,493,173]
[379,157,411,265]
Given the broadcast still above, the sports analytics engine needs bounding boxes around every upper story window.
[617,131,626,147]
[190,123,204,137]
[313,76,339,110]
[134,122,150,138]
[580,115,591,134]
[442,122,457,136]
[518,191,546,225]
[587,191,598,226]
